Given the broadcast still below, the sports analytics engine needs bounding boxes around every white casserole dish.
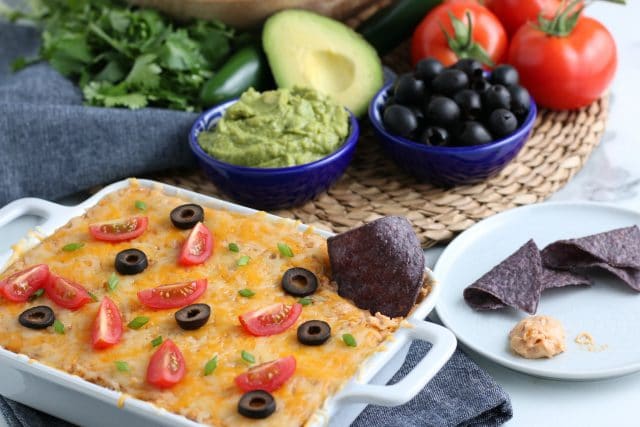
[0,179,456,427]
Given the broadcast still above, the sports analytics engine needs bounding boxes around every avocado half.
[262,9,383,117]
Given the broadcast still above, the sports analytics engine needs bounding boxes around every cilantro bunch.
[11,0,241,111]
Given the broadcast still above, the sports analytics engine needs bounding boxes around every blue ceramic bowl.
[189,99,359,210]
[369,82,537,186]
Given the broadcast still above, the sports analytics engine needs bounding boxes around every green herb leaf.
[29,288,45,302]
[53,320,65,335]
[299,297,313,306]
[114,361,129,372]
[62,242,84,252]
[228,243,239,253]
[127,316,150,330]
[241,350,255,364]
[107,272,119,292]
[238,288,255,298]
[237,255,250,266]
[134,200,147,211]
[204,355,218,376]
[277,243,294,258]
[88,291,99,302]
[342,333,357,347]
[151,336,163,347]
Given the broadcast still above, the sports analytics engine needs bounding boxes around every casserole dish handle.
[336,320,456,406]
[0,198,74,230]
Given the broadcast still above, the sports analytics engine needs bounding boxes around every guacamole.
[198,87,350,168]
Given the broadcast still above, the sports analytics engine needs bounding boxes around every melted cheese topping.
[0,183,405,427]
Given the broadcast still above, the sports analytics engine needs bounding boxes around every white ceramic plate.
[434,202,640,380]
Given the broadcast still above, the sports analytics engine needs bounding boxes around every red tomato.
[235,356,297,392]
[486,0,583,36]
[146,339,186,389]
[508,16,616,110]
[137,279,207,309]
[45,273,92,310]
[411,1,507,67]
[92,296,123,350]
[178,222,213,266]
[239,303,302,336]
[0,264,50,302]
[89,216,148,242]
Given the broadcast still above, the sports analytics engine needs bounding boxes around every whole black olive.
[453,58,484,79]
[488,109,518,138]
[19,306,55,330]
[431,69,469,96]
[281,267,318,297]
[419,127,449,146]
[175,303,211,330]
[383,105,418,137]
[297,320,331,346]
[170,204,204,230]
[471,78,491,94]
[457,121,493,146]
[509,85,532,119]
[490,65,519,87]
[453,89,482,119]
[482,84,511,111]
[425,96,460,128]
[238,391,276,419]
[414,58,444,84]
[394,74,425,105]
[115,248,148,275]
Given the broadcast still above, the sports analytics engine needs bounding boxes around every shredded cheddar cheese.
[0,182,422,426]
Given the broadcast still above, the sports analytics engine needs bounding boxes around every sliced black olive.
[415,58,444,84]
[170,204,204,230]
[175,303,211,330]
[488,109,518,138]
[457,121,493,146]
[281,267,318,297]
[297,320,331,346]
[482,84,511,111]
[490,65,519,87]
[431,69,469,96]
[424,96,460,128]
[238,390,276,419]
[394,74,425,106]
[115,249,148,275]
[383,105,418,137]
[453,89,482,119]
[419,127,449,146]
[509,85,532,120]
[19,306,55,330]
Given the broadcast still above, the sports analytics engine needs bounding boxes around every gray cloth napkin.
[0,21,512,427]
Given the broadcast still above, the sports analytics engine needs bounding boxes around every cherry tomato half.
[0,264,50,302]
[486,0,583,36]
[45,273,92,310]
[235,356,297,392]
[89,216,148,242]
[411,1,507,67]
[239,303,302,336]
[178,222,213,266]
[137,279,207,309]
[92,296,123,350]
[146,339,186,389]
[508,16,616,110]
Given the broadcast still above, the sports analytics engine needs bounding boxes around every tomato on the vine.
[485,0,584,36]
[411,1,507,67]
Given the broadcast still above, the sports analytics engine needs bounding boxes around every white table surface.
[1,2,639,426]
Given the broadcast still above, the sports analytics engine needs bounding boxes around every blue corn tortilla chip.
[328,216,425,318]
[541,268,591,290]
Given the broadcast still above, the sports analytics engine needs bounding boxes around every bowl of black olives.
[368,58,537,186]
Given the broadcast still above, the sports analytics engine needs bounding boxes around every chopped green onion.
[237,255,250,266]
[53,320,65,335]
[228,243,239,253]
[134,200,147,211]
[204,356,218,376]
[151,336,163,347]
[107,272,119,291]
[238,288,255,298]
[114,361,129,372]
[241,350,255,364]
[299,297,313,306]
[29,288,44,301]
[277,243,294,258]
[88,291,99,302]
[342,333,357,347]
[62,242,84,252]
[127,316,149,330]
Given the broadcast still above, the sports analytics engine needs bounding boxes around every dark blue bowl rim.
[368,81,538,154]
[189,98,360,174]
